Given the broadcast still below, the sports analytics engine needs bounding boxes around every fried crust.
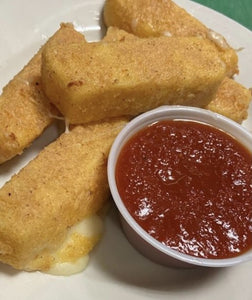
[0,118,127,271]
[104,27,251,123]
[103,0,238,76]
[41,35,227,124]
[0,23,85,164]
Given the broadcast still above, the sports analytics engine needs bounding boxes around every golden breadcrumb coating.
[206,77,251,123]
[41,35,228,124]
[104,0,209,38]
[0,23,85,164]
[104,27,251,123]
[0,118,127,271]
[103,0,238,76]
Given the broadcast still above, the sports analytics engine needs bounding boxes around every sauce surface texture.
[116,120,252,259]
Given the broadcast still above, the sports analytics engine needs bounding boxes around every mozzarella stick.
[104,0,209,38]
[206,77,251,123]
[0,23,85,164]
[41,35,228,124]
[103,27,251,123]
[0,118,127,273]
[103,0,238,77]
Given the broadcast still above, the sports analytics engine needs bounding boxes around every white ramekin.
[107,106,252,268]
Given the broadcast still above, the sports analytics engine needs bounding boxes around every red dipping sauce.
[115,120,252,259]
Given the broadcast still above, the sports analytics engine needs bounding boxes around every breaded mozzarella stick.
[42,35,228,124]
[0,23,85,164]
[0,118,127,273]
[103,0,238,77]
[103,27,251,124]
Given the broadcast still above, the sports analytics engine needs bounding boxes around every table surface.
[193,0,252,30]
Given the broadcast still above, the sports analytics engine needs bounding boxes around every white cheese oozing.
[47,114,69,133]
[45,214,104,276]
[131,18,138,31]
[69,214,104,237]
[46,256,89,276]
[163,31,172,37]
[207,29,229,49]
[64,118,70,134]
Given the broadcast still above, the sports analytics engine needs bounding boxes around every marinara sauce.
[115,120,252,259]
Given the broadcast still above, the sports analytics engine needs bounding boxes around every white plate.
[0,1,251,299]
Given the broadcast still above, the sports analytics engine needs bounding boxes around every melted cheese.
[47,114,70,133]
[207,29,229,49]
[64,118,70,134]
[163,31,172,37]
[131,18,138,30]
[68,214,104,237]
[45,214,104,276]
[46,256,89,276]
